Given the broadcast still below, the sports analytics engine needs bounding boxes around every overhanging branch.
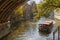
[49,5,60,8]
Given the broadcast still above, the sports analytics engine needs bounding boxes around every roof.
[39,21,53,25]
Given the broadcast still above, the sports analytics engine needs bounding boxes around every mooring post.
[58,26,59,40]
[53,31,55,40]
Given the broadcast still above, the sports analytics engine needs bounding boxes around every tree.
[37,0,60,18]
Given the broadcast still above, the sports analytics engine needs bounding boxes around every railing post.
[53,31,55,40]
[58,26,59,40]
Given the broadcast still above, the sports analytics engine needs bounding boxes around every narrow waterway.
[3,17,58,40]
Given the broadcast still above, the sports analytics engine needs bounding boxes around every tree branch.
[49,5,60,8]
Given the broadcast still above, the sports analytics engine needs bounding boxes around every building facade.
[23,3,33,21]
[23,1,37,21]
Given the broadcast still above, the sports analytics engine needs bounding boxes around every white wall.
[54,8,60,20]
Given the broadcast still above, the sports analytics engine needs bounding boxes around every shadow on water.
[38,31,49,37]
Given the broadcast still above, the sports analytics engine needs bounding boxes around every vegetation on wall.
[36,0,60,18]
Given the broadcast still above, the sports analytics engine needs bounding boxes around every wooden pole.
[58,26,59,40]
[53,31,55,40]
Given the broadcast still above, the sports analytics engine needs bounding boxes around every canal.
[3,17,58,40]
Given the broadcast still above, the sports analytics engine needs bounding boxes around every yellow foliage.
[37,4,42,9]
[33,4,43,21]
[32,7,36,13]
[16,6,23,15]
[33,12,41,21]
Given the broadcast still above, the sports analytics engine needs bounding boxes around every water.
[3,17,58,40]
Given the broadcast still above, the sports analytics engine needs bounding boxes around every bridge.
[0,0,29,38]
[0,0,28,23]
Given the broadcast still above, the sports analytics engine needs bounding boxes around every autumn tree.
[37,0,60,18]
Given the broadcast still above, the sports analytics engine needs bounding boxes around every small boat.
[39,21,53,34]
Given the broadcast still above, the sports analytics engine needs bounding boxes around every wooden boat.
[39,21,53,34]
